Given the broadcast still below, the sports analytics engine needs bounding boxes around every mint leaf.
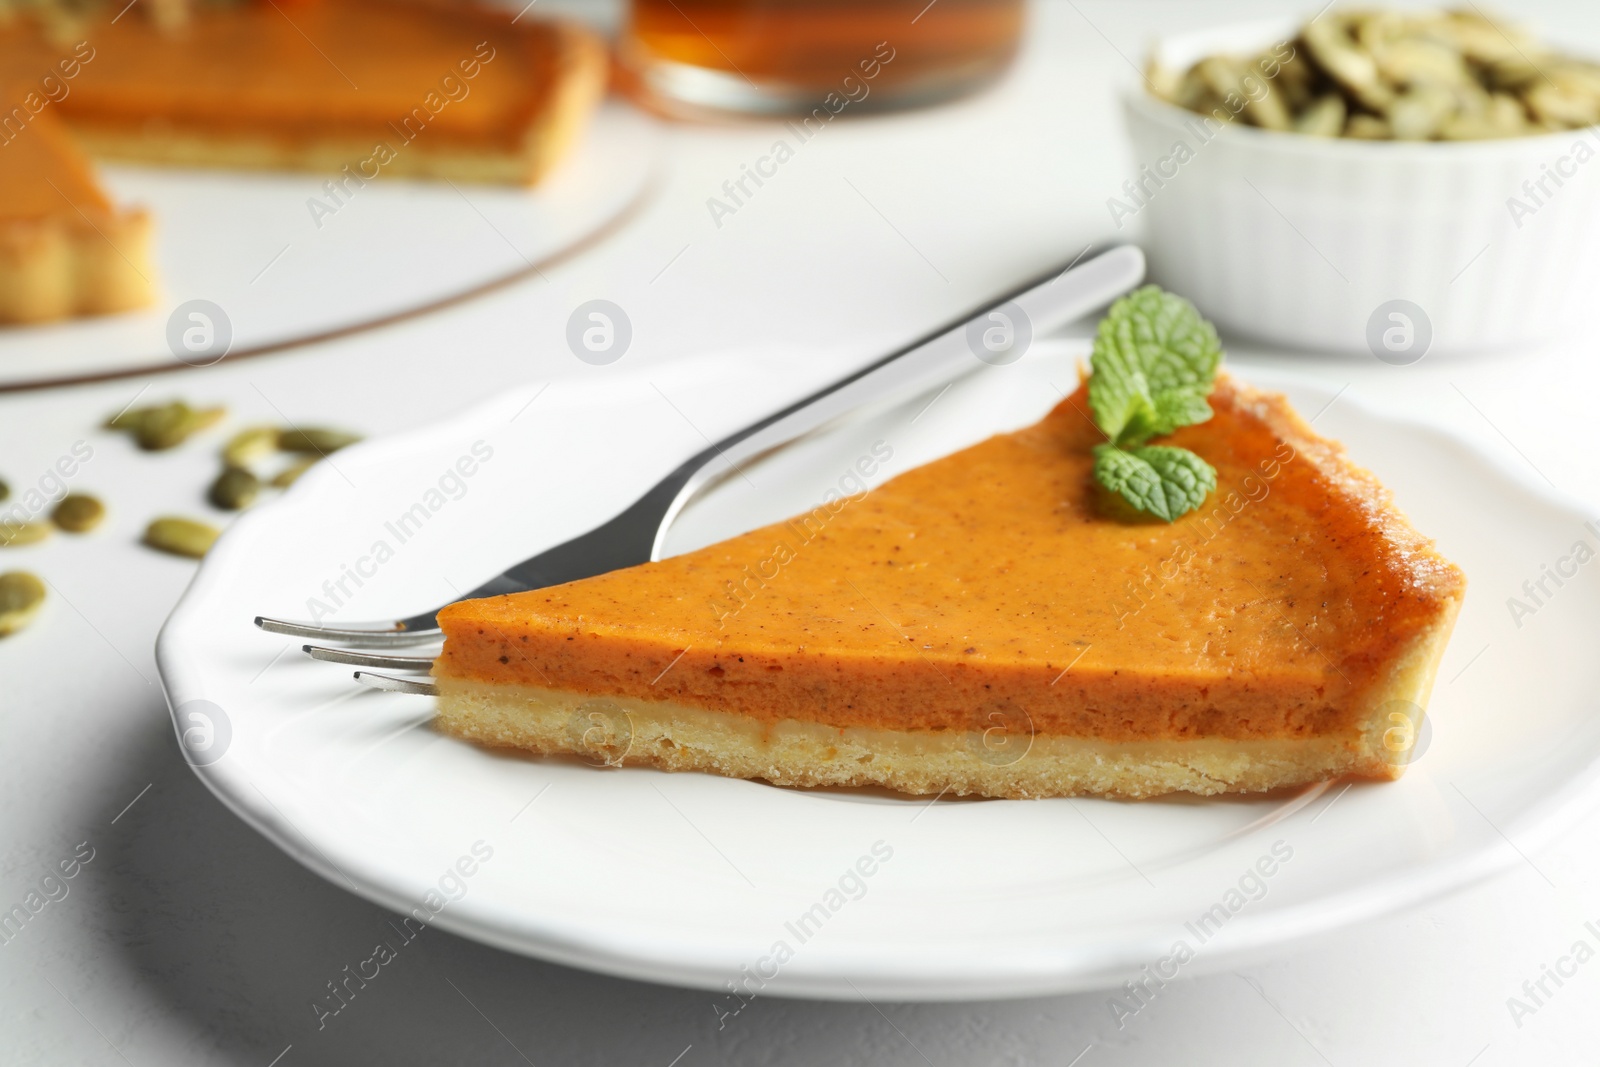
[1083,285,1224,522]
[1089,286,1223,445]
[1086,364,1153,445]
[1093,444,1218,522]
[1146,389,1215,437]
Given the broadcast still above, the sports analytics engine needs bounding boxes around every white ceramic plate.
[155,341,1600,1000]
[0,103,659,391]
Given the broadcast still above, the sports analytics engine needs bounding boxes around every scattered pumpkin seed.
[222,426,281,468]
[105,405,149,431]
[0,522,52,547]
[51,493,106,533]
[278,428,362,455]
[0,571,46,637]
[143,516,220,559]
[270,456,318,488]
[110,401,226,451]
[208,467,261,511]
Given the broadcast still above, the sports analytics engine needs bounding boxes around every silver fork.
[257,245,1145,690]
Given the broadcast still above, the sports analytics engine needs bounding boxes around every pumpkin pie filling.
[433,376,1465,798]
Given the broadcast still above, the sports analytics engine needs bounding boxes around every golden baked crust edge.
[0,208,155,324]
[1221,374,1467,780]
[436,678,1391,799]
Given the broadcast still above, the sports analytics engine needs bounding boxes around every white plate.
[155,342,1600,1000]
[0,103,660,392]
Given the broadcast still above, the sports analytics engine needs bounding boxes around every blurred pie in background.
[0,0,607,324]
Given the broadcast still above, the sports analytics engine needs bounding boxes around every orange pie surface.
[433,376,1466,797]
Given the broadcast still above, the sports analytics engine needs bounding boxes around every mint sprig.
[1087,286,1221,521]
[1093,444,1218,522]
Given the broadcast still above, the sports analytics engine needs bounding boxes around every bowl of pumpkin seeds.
[1120,8,1600,355]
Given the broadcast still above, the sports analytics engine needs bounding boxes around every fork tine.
[256,616,442,647]
[354,671,438,696]
[261,249,1142,686]
[304,646,436,672]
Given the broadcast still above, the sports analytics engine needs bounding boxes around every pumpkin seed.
[1350,10,1409,54]
[1486,54,1543,94]
[105,405,150,431]
[0,478,9,504]
[1373,38,1469,89]
[1303,17,1395,113]
[1294,93,1347,136]
[278,428,361,455]
[1552,63,1600,99]
[270,456,318,488]
[1161,8,1593,140]
[0,522,51,547]
[1344,113,1393,139]
[143,517,219,559]
[1441,12,1539,66]
[1145,56,1182,104]
[1271,48,1317,112]
[222,426,280,468]
[1441,92,1528,139]
[1388,85,1458,140]
[0,571,46,637]
[1488,92,1532,133]
[51,493,106,533]
[1196,56,1292,130]
[1525,81,1600,129]
[208,467,260,511]
[112,401,225,451]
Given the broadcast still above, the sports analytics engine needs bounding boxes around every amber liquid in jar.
[622,0,1024,116]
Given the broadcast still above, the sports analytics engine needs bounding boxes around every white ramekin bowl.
[1121,21,1600,356]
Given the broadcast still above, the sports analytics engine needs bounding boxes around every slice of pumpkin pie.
[433,293,1465,799]
[0,107,154,324]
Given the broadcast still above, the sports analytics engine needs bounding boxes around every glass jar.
[619,0,1025,117]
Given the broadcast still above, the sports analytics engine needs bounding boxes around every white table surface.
[3,1,1599,1063]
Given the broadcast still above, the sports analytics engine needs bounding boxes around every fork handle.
[264,249,1146,639]
[646,244,1146,556]
[484,244,1145,616]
